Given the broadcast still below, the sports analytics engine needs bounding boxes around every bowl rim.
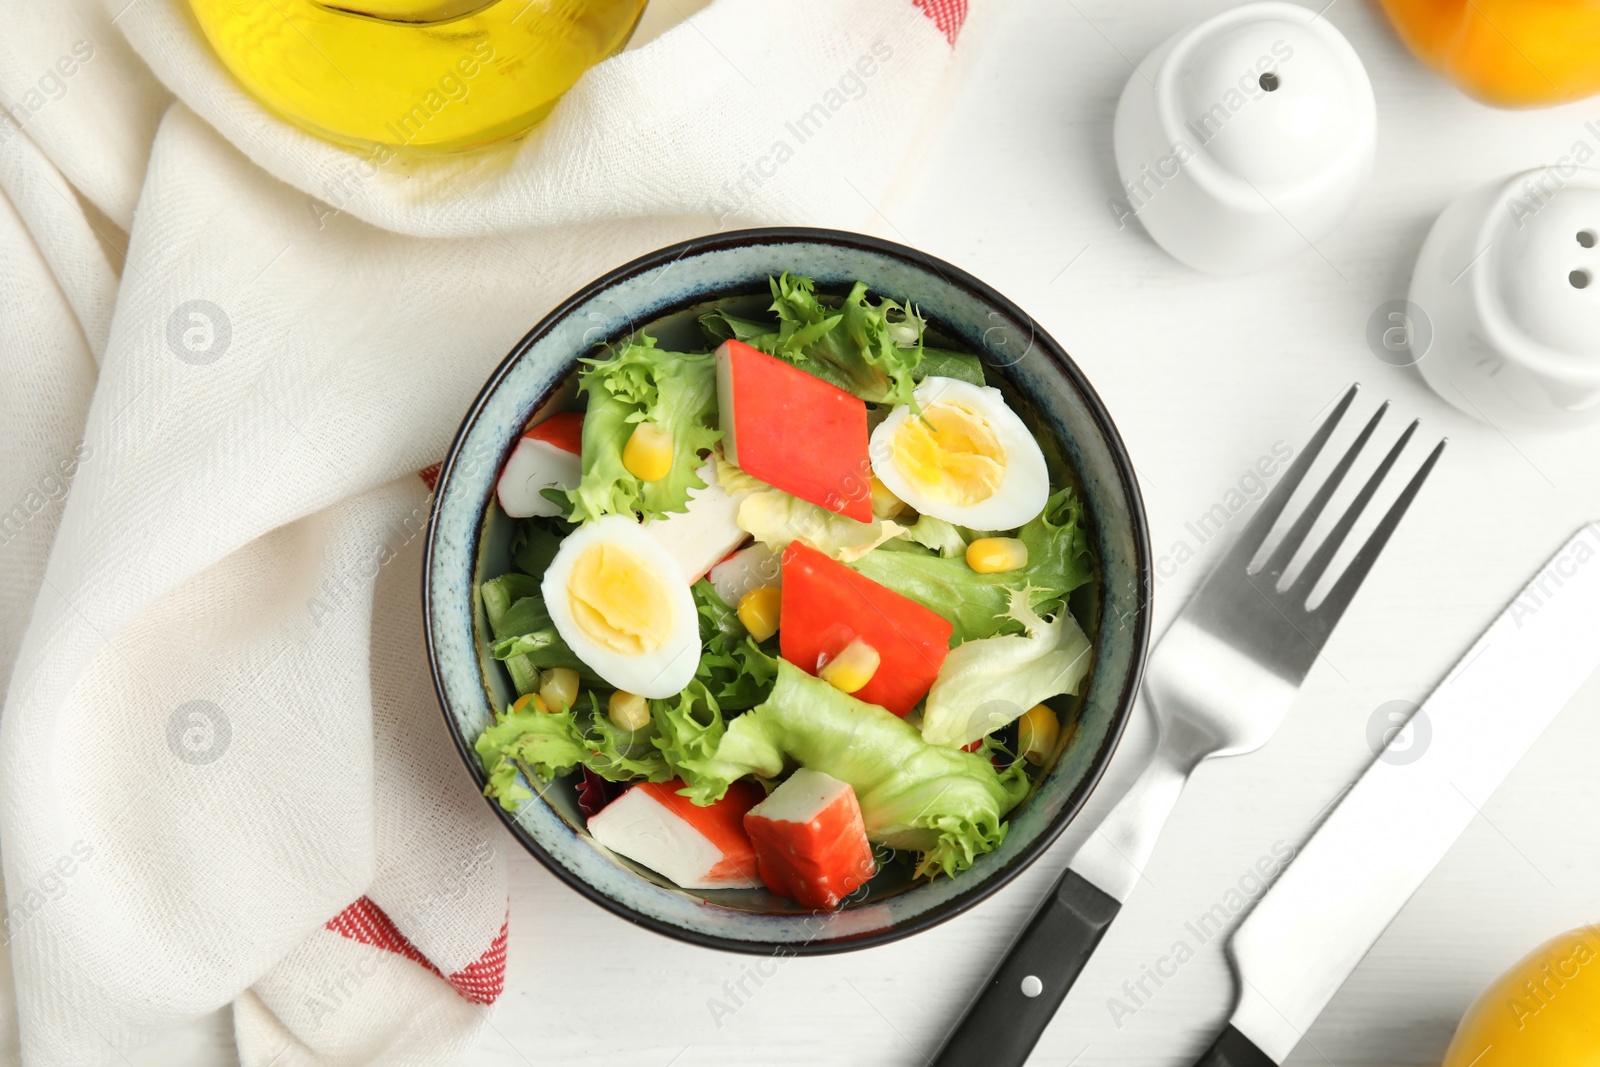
[423,225,1153,956]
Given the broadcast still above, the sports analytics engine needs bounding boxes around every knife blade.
[1194,522,1600,1066]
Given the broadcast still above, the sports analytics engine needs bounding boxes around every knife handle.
[1192,1025,1277,1067]
[932,869,1120,1066]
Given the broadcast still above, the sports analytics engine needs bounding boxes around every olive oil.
[187,0,648,152]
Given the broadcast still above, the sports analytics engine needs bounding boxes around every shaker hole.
[1259,72,1280,92]
[1572,270,1592,289]
[1578,230,1596,248]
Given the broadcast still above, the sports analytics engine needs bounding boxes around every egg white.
[869,376,1049,531]
[541,515,700,698]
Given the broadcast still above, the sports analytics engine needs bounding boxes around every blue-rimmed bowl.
[424,227,1151,954]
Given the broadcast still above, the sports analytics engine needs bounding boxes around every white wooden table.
[133,0,1600,1063]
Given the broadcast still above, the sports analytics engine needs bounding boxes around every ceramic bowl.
[1113,1,1375,274]
[423,227,1152,953]
[1412,166,1600,428]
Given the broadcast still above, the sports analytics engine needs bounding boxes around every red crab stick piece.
[587,779,763,890]
[496,411,584,518]
[779,541,952,716]
[716,340,872,522]
[744,769,875,910]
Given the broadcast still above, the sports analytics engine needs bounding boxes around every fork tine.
[1309,436,1447,624]
[1294,419,1420,595]
[1218,384,1360,573]
[1260,402,1388,582]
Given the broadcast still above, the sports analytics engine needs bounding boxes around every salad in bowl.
[425,229,1149,951]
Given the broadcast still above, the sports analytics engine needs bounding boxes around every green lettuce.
[650,680,731,782]
[704,274,926,408]
[851,487,1095,643]
[482,578,600,687]
[483,574,548,694]
[474,703,588,808]
[668,660,1029,877]
[581,694,673,782]
[901,514,967,557]
[566,336,721,522]
[475,692,674,811]
[914,348,986,388]
[509,519,567,582]
[690,580,779,711]
[699,310,772,346]
[921,589,1093,748]
[701,277,988,398]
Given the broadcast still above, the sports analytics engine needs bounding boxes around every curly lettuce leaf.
[921,589,1093,748]
[699,273,985,401]
[474,703,588,809]
[566,336,721,522]
[716,274,922,407]
[650,680,730,782]
[672,660,1029,877]
[691,580,779,711]
[850,487,1095,643]
[475,693,674,810]
[581,693,673,782]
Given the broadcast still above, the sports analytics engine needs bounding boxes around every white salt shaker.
[1410,167,1600,429]
[1112,2,1376,274]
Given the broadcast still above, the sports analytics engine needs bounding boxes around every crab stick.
[744,769,876,910]
[587,780,762,890]
[496,411,584,518]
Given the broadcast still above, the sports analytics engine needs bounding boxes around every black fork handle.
[1192,1025,1277,1067]
[933,869,1120,1066]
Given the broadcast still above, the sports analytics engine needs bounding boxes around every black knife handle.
[1192,1025,1277,1067]
[933,869,1121,1066]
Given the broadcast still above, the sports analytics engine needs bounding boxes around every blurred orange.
[1377,0,1600,107]
[1441,926,1600,1066]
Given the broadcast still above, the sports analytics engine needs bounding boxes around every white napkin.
[0,0,970,1063]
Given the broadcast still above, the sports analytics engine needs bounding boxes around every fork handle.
[1191,1025,1277,1067]
[932,869,1120,1067]
[935,708,1202,1065]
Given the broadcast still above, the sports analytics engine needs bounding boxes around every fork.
[933,385,1446,1066]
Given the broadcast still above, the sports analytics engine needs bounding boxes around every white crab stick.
[587,780,763,890]
[495,412,583,518]
[642,462,749,583]
[709,542,781,608]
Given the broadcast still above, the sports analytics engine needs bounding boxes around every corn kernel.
[608,690,652,731]
[512,692,550,715]
[539,667,580,712]
[869,476,907,520]
[1019,703,1059,766]
[966,536,1029,574]
[737,586,782,642]
[818,638,880,695]
[622,421,674,482]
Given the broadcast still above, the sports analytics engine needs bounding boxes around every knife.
[1193,521,1600,1066]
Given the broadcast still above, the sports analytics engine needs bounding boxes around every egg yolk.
[567,543,673,655]
[891,402,1006,506]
